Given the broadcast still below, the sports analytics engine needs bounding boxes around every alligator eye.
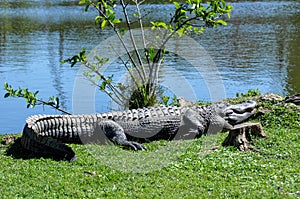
[225,110,234,115]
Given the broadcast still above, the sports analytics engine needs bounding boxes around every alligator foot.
[120,140,146,151]
[99,120,146,151]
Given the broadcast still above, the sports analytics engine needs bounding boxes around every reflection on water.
[197,1,300,97]
[0,0,299,133]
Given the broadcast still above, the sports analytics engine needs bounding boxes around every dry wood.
[222,122,266,151]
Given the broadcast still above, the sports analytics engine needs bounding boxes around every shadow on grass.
[5,138,68,161]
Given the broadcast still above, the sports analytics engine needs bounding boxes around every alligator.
[21,100,257,161]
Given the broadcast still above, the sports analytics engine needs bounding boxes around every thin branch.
[36,99,72,115]
[91,2,143,83]
[150,57,164,97]
[86,78,125,106]
[110,44,140,90]
[81,58,128,104]
[134,0,149,78]
[120,0,146,83]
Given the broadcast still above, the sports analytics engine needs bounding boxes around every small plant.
[161,95,180,107]
[63,0,233,109]
[236,89,261,98]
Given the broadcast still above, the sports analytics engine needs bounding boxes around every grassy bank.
[0,95,299,198]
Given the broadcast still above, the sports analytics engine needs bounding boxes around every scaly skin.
[21,101,256,161]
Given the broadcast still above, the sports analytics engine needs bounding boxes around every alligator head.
[222,100,257,125]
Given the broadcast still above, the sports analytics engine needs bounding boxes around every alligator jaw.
[224,100,257,124]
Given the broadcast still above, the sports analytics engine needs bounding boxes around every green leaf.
[101,20,108,29]
[216,20,227,26]
[112,18,122,24]
[4,93,10,98]
[4,82,8,89]
[55,97,59,108]
[100,81,107,90]
[150,21,168,29]
[34,91,39,96]
[95,16,102,24]
[119,28,125,36]
[177,28,185,37]
[79,0,87,5]
[173,2,180,9]
[194,27,205,34]
[162,96,170,105]
[84,4,90,12]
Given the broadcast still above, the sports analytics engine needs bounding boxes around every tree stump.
[222,123,266,151]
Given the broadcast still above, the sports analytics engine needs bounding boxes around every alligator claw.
[123,141,146,151]
[69,155,77,162]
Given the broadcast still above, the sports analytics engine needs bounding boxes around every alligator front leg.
[176,108,207,139]
[99,120,146,151]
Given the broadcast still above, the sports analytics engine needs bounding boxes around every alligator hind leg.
[21,128,76,162]
[98,120,146,150]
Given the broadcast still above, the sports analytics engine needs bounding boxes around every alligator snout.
[225,100,257,124]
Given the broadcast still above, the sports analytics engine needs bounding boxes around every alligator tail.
[21,124,76,162]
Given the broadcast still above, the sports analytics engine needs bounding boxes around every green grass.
[0,97,299,198]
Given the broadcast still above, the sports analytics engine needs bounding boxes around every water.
[0,0,299,134]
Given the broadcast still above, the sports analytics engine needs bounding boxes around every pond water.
[0,0,299,134]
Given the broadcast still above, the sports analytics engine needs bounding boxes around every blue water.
[0,1,299,134]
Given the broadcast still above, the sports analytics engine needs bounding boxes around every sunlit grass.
[0,97,299,198]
